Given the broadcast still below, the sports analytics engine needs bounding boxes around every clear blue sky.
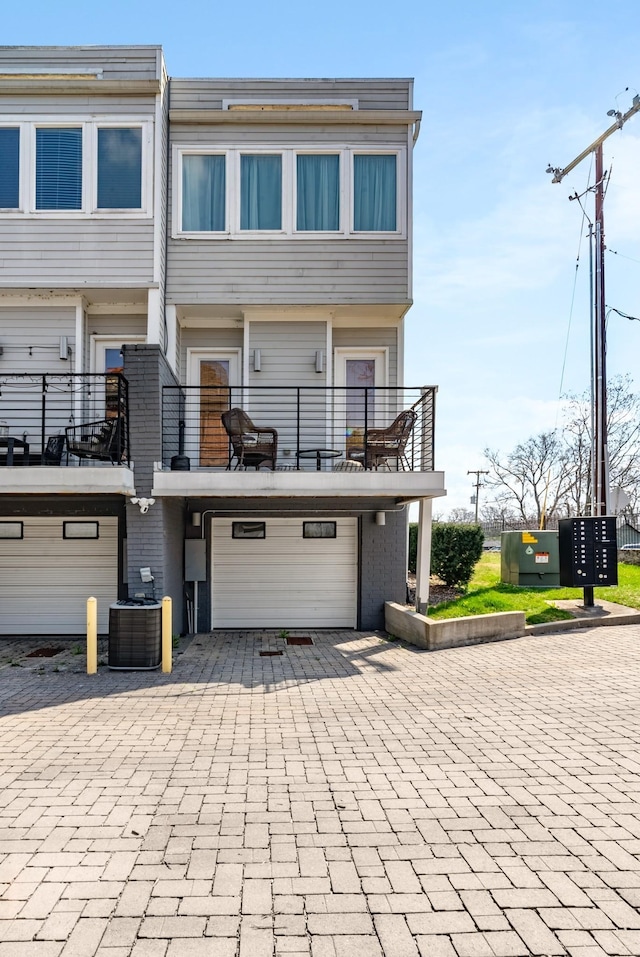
[4,1,640,513]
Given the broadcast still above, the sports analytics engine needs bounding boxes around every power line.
[608,306,640,323]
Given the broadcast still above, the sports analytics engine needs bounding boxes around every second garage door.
[0,516,119,635]
[211,517,357,628]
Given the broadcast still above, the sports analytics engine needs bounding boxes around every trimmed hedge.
[431,523,484,587]
[409,522,484,586]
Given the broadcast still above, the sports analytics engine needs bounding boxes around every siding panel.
[0,222,155,284]
[170,78,411,111]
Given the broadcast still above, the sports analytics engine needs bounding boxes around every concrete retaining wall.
[385,602,526,651]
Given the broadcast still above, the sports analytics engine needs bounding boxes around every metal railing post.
[296,388,301,469]
[41,375,47,461]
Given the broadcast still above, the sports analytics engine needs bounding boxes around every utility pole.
[547,93,640,517]
[468,470,488,523]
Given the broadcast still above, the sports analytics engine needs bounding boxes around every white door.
[0,516,118,635]
[211,517,357,628]
[334,349,389,458]
[187,350,241,467]
[91,337,144,420]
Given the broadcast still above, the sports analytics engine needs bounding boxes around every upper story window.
[182,154,226,231]
[173,145,405,239]
[0,118,151,217]
[353,154,397,232]
[240,154,282,230]
[0,128,20,209]
[36,128,83,210]
[97,128,143,209]
[296,154,340,231]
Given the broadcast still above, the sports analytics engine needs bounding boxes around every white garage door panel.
[0,517,118,635]
[212,517,357,628]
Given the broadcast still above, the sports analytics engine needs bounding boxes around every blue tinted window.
[354,154,397,231]
[297,154,339,231]
[0,128,20,208]
[97,128,142,209]
[182,154,225,230]
[36,128,82,210]
[240,154,282,230]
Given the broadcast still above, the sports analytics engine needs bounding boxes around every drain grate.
[25,647,63,658]
[286,636,314,646]
[260,650,283,657]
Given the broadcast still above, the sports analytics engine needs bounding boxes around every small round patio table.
[296,448,342,471]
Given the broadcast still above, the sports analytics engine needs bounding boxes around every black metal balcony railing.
[0,374,130,467]
[161,386,435,473]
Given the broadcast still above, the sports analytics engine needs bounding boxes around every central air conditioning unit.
[108,598,162,670]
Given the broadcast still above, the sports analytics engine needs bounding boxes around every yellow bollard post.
[86,597,98,675]
[161,596,172,674]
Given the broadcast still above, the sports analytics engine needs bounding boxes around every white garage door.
[0,516,118,635]
[212,517,357,628]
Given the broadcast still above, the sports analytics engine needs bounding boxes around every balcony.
[154,385,445,503]
[0,373,134,496]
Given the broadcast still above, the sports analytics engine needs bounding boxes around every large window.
[97,128,142,209]
[353,154,397,232]
[182,154,225,231]
[0,119,149,216]
[240,154,282,230]
[297,154,340,231]
[174,146,404,238]
[36,128,83,210]
[0,128,20,209]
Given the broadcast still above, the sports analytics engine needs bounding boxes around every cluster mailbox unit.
[558,517,618,602]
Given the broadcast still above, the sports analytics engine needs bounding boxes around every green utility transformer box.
[500,530,561,587]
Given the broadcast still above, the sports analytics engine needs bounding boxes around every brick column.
[122,344,185,628]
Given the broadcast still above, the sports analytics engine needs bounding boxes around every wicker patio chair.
[221,408,278,470]
[347,408,417,471]
[65,418,123,463]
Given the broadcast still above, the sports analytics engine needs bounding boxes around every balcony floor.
[152,466,446,503]
[0,465,136,496]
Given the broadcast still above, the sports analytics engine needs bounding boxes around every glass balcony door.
[187,350,240,467]
[334,349,388,457]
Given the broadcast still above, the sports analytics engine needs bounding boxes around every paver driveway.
[1,624,640,957]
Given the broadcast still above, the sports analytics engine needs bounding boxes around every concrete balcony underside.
[152,468,446,503]
[0,466,136,496]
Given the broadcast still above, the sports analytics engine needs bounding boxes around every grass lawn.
[428,553,640,624]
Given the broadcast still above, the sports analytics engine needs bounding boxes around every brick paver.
[1,624,640,955]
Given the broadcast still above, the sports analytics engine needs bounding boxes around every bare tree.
[484,431,575,527]
[561,375,640,512]
[447,507,476,523]
[484,375,640,521]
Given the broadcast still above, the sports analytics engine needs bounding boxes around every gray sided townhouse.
[0,45,445,637]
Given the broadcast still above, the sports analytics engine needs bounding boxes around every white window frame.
[177,148,230,236]
[0,124,24,212]
[0,116,153,218]
[173,145,406,240]
[90,335,145,420]
[90,336,146,375]
[350,150,405,237]
[293,150,346,236]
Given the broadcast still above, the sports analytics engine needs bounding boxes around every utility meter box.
[501,530,560,586]
[558,516,618,587]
